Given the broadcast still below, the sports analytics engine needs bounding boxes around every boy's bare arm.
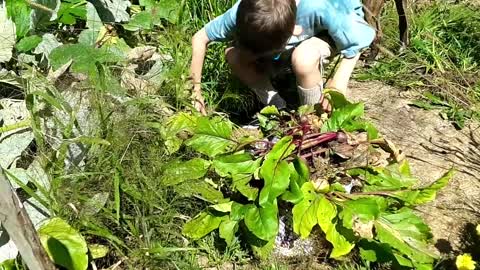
[190,28,210,115]
[325,54,361,94]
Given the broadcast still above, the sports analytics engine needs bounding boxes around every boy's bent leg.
[225,47,286,108]
[291,38,331,108]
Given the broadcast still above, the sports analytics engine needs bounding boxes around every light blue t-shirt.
[205,0,376,58]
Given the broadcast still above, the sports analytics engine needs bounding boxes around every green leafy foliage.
[182,211,226,240]
[6,0,31,39]
[39,217,88,270]
[57,0,87,25]
[259,136,294,206]
[15,35,42,52]
[175,92,452,268]
[185,116,237,157]
[161,158,210,186]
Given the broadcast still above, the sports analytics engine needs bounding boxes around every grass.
[358,0,480,128]
[7,0,480,269]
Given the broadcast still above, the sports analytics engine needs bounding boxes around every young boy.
[190,0,375,115]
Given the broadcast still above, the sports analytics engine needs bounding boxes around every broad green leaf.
[185,117,237,157]
[374,208,438,265]
[358,239,395,263]
[175,179,225,203]
[340,197,386,229]
[321,103,364,132]
[281,162,304,203]
[50,43,121,77]
[16,35,42,52]
[244,202,278,241]
[0,259,16,270]
[219,219,238,246]
[343,121,379,140]
[211,202,233,213]
[260,105,280,116]
[183,212,224,240]
[348,165,418,191]
[123,11,153,31]
[213,153,260,177]
[292,182,320,238]
[57,0,87,25]
[161,158,210,186]
[392,169,454,205]
[230,202,250,221]
[232,174,258,201]
[0,5,16,63]
[251,237,276,260]
[39,217,88,270]
[159,112,197,154]
[6,0,30,39]
[316,193,354,258]
[325,90,352,109]
[259,136,295,206]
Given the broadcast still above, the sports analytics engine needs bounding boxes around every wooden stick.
[0,170,55,270]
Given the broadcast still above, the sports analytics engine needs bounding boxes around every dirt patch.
[348,80,480,255]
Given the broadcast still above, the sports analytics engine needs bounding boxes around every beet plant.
[160,91,453,269]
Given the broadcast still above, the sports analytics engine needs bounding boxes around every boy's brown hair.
[236,0,297,55]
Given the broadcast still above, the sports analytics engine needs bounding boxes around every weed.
[359,1,480,128]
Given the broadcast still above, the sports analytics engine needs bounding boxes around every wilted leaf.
[161,158,210,186]
[88,244,109,259]
[33,33,62,62]
[0,5,16,63]
[244,202,278,241]
[348,164,418,191]
[39,217,88,270]
[80,192,109,216]
[259,136,295,206]
[30,0,61,26]
[183,211,225,240]
[185,117,237,157]
[0,99,33,168]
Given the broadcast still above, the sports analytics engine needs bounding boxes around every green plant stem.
[0,119,31,134]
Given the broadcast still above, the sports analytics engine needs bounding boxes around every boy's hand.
[192,84,207,115]
[319,93,332,113]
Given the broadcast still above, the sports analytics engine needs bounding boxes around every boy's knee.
[292,38,331,75]
[292,46,320,75]
[225,47,237,65]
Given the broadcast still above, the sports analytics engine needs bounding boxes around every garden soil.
[348,80,480,256]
